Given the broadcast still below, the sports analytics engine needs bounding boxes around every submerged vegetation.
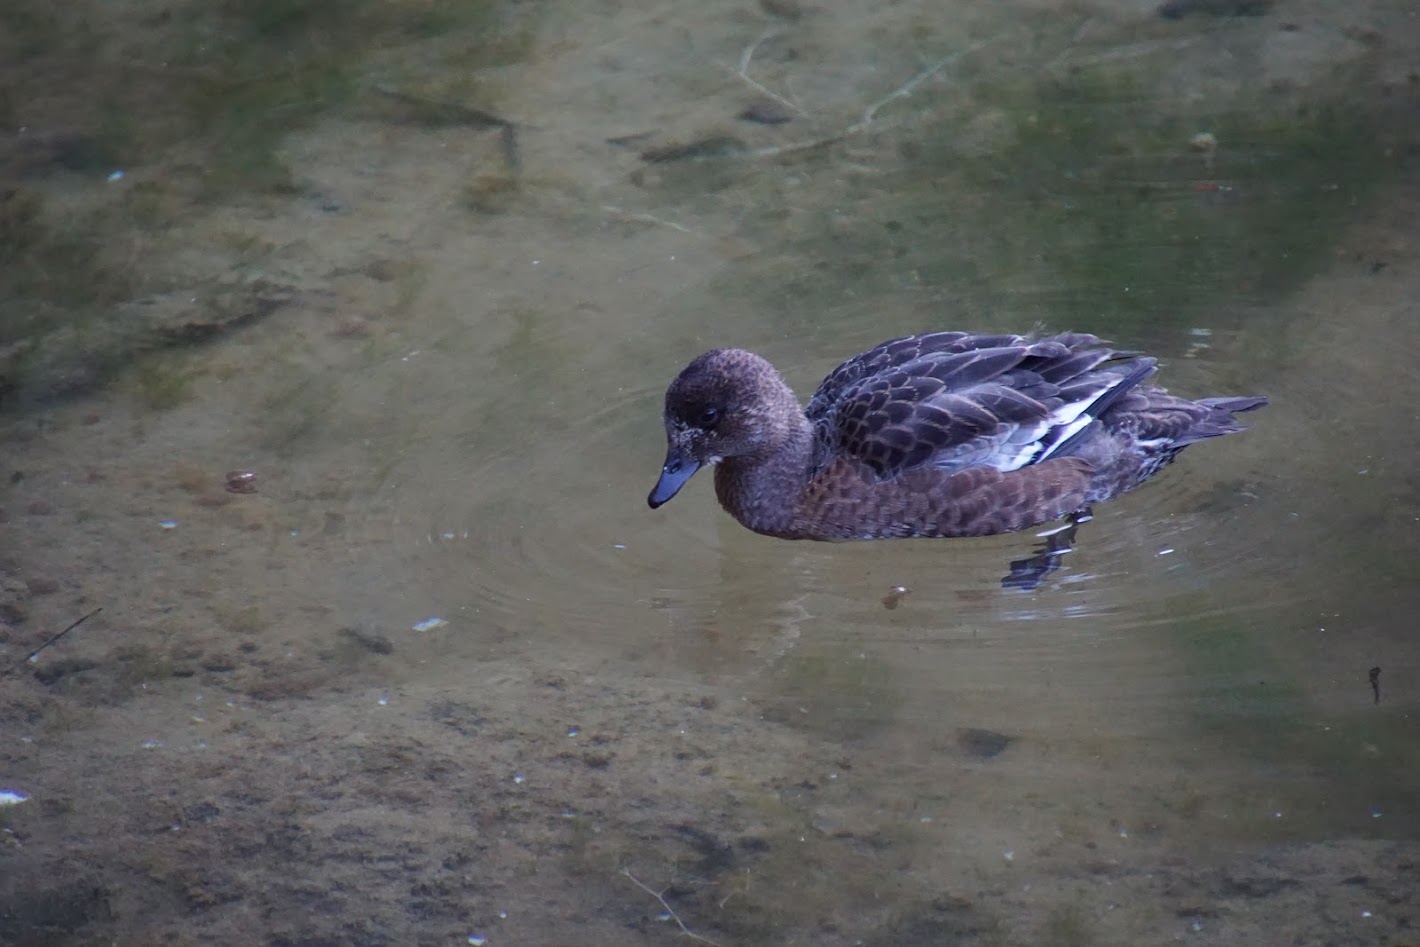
[0,0,533,406]
[723,41,1410,340]
[1167,605,1420,843]
[0,2,1409,410]
[891,66,1404,332]
[1,0,528,196]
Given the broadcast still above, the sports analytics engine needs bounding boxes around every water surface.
[2,0,1418,944]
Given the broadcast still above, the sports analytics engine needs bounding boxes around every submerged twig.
[3,607,102,678]
[621,868,722,946]
[370,85,521,174]
[752,40,989,158]
[724,30,806,118]
[601,206,701,235]
[852,43,985,130]
[371,84,514,129]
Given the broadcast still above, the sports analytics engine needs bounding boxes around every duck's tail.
[1172,394,1270,446]
[1062,383,1268,501]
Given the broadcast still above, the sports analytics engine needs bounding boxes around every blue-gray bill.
[647,454,700,508]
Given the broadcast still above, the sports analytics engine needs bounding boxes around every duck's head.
[647,348,799,508]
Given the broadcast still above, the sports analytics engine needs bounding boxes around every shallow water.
[3,0,1419,944]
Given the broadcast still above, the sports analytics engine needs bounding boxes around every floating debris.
[467,935,487,946]
[0,789,29,806]
[1158,0,1273,18]
[372,86,513,130]
[338,626,394,655]
[1188,131,1218,154]
[412,617,448,632]
[106,170,125,183]
[159,519,178,529]
[738,101,794,125]
[881,585,911,610]
[224,470,258,494]
[606,131,655,149]
[958,728,1013,759]
[640,135,748,163]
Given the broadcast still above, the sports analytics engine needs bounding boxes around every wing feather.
[808,332,1143,480]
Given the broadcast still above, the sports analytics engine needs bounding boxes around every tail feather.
[1172,394,1269,446]
[1197,395,1269,414]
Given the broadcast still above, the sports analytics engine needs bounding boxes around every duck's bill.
[647,454,701,508]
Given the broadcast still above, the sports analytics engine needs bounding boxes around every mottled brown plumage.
[648,331,1266,540]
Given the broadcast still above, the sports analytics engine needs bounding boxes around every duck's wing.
[807,331,1027,415]
[807,333,1148,480]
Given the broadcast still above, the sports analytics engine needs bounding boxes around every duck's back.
[804,331,1142,481]
[782,330,1265,539]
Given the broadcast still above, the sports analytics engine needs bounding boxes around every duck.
[647,331,1267,543]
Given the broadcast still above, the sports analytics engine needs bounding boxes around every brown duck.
[648,331,1266,543]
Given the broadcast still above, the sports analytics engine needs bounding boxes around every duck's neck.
[714,418,817,538]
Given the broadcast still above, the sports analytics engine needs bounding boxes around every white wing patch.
[995,423,1049,471]
[1030,374,1129,465]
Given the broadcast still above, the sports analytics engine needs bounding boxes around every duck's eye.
[699,405,720,428]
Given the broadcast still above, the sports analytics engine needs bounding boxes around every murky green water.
[2,1,1418,944]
